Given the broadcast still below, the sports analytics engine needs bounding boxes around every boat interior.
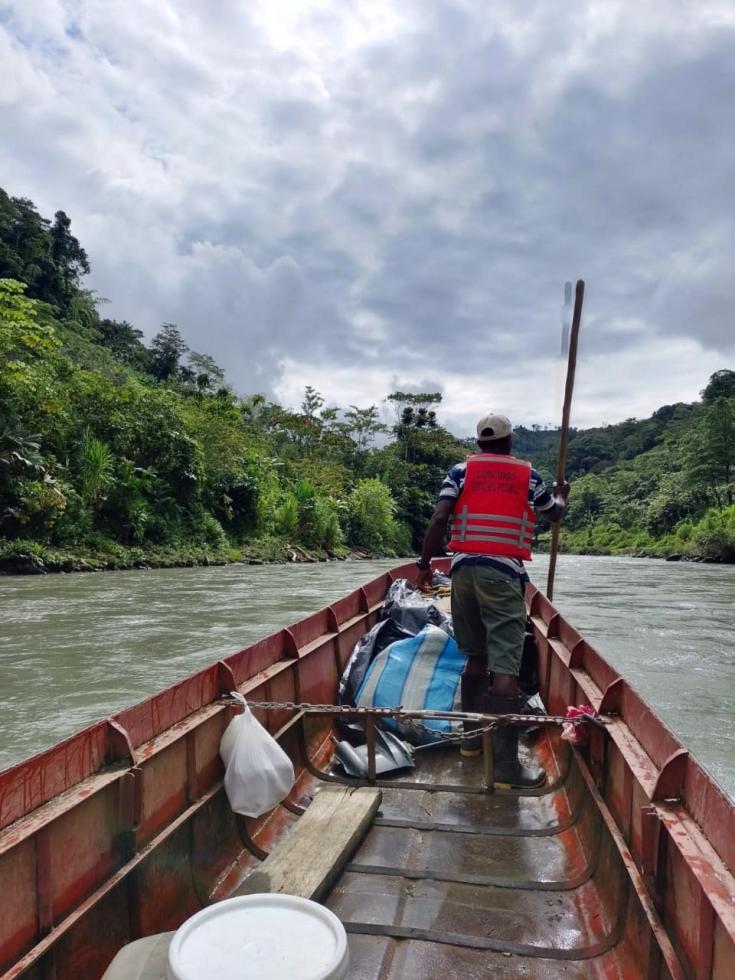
[275,727,646,978]
[1,561,733,979]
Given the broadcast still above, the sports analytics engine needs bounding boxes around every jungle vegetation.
[1,187,734,572]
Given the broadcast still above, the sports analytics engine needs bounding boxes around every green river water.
[0,555,733,799]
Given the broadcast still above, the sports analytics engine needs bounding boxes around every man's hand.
[417,567,434,593]
[416,499,454,592]
[544,481,570,522]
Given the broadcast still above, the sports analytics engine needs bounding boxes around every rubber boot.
[459,673,486,758]
[484,695,546,788]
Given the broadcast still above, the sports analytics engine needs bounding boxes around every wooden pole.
[546,279,585,602]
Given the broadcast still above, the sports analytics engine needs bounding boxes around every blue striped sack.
[354,624,467,744]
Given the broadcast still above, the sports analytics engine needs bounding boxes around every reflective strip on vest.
[450,505,535,547]
[449,524,534,544]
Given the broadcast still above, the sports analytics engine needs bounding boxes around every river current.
[0,555,733,798]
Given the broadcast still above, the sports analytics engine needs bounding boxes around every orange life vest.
[448,454,536,561]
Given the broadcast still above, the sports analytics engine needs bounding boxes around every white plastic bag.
[220,692,295,817]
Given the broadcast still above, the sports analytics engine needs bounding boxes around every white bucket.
[165,894,349,980]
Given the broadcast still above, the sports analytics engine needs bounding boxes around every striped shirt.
[438,457,555,581]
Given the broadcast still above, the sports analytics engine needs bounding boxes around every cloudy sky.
[2,1,734,435]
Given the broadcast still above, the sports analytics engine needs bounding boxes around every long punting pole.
[546,279,585,602]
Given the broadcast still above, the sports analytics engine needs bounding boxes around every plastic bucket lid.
[166,894,349,980]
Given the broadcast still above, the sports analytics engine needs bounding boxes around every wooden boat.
[1,560,733,979]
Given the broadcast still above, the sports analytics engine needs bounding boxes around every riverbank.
[0,536,409,576]
[534,542,716,563]
[535,528,734,564]
[3,531,730,576]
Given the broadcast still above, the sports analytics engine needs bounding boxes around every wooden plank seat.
[101,786,381,979]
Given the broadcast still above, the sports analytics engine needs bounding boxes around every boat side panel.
[46,787,124,924]
[261,663,299,734]
[713,918,733,980]
[334,618,371,672]
[546,640,576,715]
[683,758,735,874]
[628,774,651,869]
[45,884,131,980]
[528,587,734,980]
[0,723,112,831]
[224,631,295,687]
[190,789,247,901]
[363,572,394,608]
[137,742,188,843]
[662,840,707,977]
[617,685,684,774]
[131,821,202,938]
[190,711,229,798]
[288,608,333,651]
[113,665,221,750]
[329,591,363,625]
[298,635,340,703]
[578,643,620,703]
[0,840,36,971]
[605,740,633,843]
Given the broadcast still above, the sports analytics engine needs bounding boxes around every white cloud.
[1,0,733,430]
[276,331,722,440]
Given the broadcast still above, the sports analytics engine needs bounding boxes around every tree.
[270,387,327,455]
[414,407,437,429]
[701,370,735,403]
[386,391,442,418]
[564,474,607,530]
[343,405,386,452]
[387,391,443,461]
[65,289,99,331]
[0,193,90,313]
[347,479,398,551]
[150,323,188,381]
[77,427,114,507]
[645,474,704,535]
[694,397,735,505]
[0,278,61,410]
[0,192,54,301]
[187,351,225,393]
[0,422,44,479]
[49,210,90,307]
[301,385,324,419]
[96,318,152,371]
[0,279,57,358]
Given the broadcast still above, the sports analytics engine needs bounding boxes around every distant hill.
[524,372,735,560]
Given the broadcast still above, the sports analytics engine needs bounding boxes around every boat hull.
[0,561,732,978]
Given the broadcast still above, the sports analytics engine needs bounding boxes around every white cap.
[476,413,512,440]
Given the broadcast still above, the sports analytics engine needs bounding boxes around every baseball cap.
[476,413,513,440]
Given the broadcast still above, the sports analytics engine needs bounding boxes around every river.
[0,555,733,799]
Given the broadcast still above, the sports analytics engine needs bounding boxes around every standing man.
[416,413,569,788]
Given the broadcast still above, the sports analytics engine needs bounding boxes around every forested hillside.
[548,375,735,561]
[0,189,471,572]
[1,187,734,572]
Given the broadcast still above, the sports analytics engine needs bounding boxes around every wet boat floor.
[323,736,639,978]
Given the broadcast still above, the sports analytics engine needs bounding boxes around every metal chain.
[402,718,497,744]
[225,698,605,742]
